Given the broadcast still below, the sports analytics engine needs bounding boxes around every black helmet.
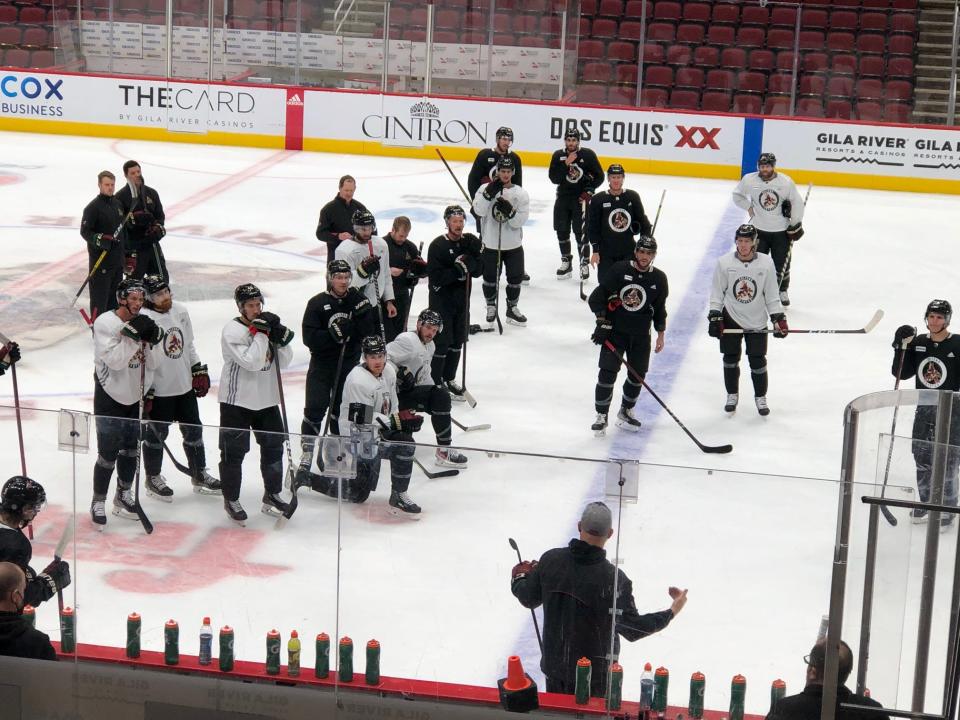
[496,126,514,142]
[417,309,443,333]
[758,152,777,167]
[443,205,466,223]
[635,235,657,253]
[352,209,376,230]
[496,156,515,172]
[234,283,263,309]
[116,277,145,304]
[926,299,953,326]
[1,476,46,517]
[735,224,759,242]
[143,274,169,298]
[327,259,352,280]
[607,163,625,177]
[361,335,386,357]
[564,127,581,141]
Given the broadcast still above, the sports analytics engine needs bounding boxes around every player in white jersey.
[473,156,531,327]
[139,275,221,501]
[336,336,423,517]
[732,152,805,306]
[335,209,397,329]
[217,283,295,525]
[90,277,165,528]
[387,309,468,468]
[707,224,788,416]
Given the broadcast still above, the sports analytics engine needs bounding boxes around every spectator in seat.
[0,562,58,661]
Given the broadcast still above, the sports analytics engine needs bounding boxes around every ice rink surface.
[0,130,956,712]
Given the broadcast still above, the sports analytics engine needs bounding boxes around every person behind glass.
[316,174,370,262]
[892,299,960,529]
[114,160,167,279]
[0,562,58,661]
[511,501,687,697]
[80,170,125,321]
[384,216,427,341]
[767,639,889,720]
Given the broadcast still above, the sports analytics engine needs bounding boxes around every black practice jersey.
[115,183,165,251]
[385,233,425,296]
[895,333,960,391]
[0,524,54,607]
[467,149,524,199]
[427,232,483,307]
[548,146,604,197]
[302,288,375,363]
[80,193,126,271]
[589,260,669,335]
[587,189,652,257]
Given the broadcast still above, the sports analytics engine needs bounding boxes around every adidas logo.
[287,94,303,106]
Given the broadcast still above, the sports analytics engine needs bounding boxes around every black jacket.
[426,232,483,308]
[302,288,375,366]
[80,193,126,272]
[0,611,58,661]
[468,149,524,199]
[0,526,55,607]
[511,539,673,689]
[385,233,426,296]
[115,183,165,253]
[767,684,889,720]
[316,195,370,251]
[589,262,669,335]
[548,147,604,197]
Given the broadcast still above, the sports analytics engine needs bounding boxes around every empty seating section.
[0,0,63,69]
[572,0,919,121]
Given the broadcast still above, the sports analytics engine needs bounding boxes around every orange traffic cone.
[498,655,539,713]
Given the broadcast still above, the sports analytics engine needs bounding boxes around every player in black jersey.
[384,216,427,341]
[586,236,669,435]
[587,164,652,284]
[468,127,524,233]
[296,259,377,487]
[892,299,960,529]
[426,205,483,401]
[548,128,603,280]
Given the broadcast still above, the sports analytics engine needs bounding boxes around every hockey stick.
[132,343,154,534]
[70,208,136,308]
[460,276,478,407]
[722,309,884,335]
[651,189,666,235]
[603,340,733,454]
[52,516,72,615]
[273,341,299,528]
[413,456,459,479]
[402,241,424,331]
[367,238,387,342]
[451,417,491,432]
[579,198,588,302]
[1,331,32,539]
[877,341,909,527]
[493,213,504,335]
[435,148,472,205]
[779,182,811,292]
[508,538,544,654]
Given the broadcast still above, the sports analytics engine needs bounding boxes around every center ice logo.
[759,189,780,211]
[734,276,757,303]
[609,208,632,232]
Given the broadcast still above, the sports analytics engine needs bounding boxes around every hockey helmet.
[564,127,581,142]
[635,236,658,253]
[443,205,466,222]
[116,277,145,304]
[735,224,759,242]
[417,309,443,333]
[352,209,376,228]
[757,152,777,167]
[496,126,514,142]
[327,258,352,279]
[1,476,46,516]
[926,299,952,326]
[143,274,169,298]
[496,156,516,173]
[234,283,263,309]
[607,163,625,178]
[360,335,386,357]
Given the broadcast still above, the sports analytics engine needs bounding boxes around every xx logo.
[675,126,721,149]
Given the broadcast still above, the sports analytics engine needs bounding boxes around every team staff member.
[115,160,167,279]
[0,562,58,661]
[384,216,427,340]
[80,170,126,321]
[316,175,370,262]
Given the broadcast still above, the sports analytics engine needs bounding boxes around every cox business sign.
[0,74,65,117]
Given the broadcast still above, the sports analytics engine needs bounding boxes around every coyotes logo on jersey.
[164,327,184,360]
[759,189,780,211]
[919,357,947,389]
[609,208,632,232]
[733,276,758,304]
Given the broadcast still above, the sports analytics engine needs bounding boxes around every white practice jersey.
[387,331,435,387]
[141,301,201,398]
[732,171,804,232]
[472,183,530,251]
[338,363,399,436]
[94,311,160,406]
[709,251,784,331]
[335,236,395,305]
[218,318,293,411]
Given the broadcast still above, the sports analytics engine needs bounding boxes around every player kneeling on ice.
[218,284,296,526]
[707,224,787,417]
[338,336,424,517]
[0,477,70,608]
[587,236,669,435]
[387,309,468,468]
[139,274,221,501]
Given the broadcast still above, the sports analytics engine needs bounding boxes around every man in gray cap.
[511,501,687,698]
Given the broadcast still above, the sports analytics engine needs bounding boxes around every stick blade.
[462,388,478,409]
[701,443,733,454]
[862,309,884,334]
[135,505,154,535]
[428,468,460,479]
[464,423,492,432]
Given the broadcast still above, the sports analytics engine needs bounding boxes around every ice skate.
[112,484,138,519]
[224,498,247,526]
[591,412,608,437]
[261,492,290,518]
[90,498,107,530]
[388,490,422,519]
[146,474,174,502]
[506,304,527,326]
[191,468,222,495]
[556,257,573,279]
[911,508,928,524]
[724,393,739,413]
[445,380,467,402]
[755,396,770,416]
[485,304,496,327]
[436,447,469,468]
[616,406,642,432]
[522,273,531,286]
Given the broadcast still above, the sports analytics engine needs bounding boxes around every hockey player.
[0,477,70,608]
[548,128,603,280]
[335,210,397,329]
[334,336,423,516]
[707,224,788,416]
[115,160,167,279]
[426,205,483,399]
[387,309,468,468]
[316,175,370,261]
[892,300,960,528]
[80,170,126,321]
[0,341,19,377]
[91,278,165,527]
[295,259,376,489]
[732,152,805,306]
[385,216,427,341]
[468,126,524,234]
[218,284,296,525]
[587,236,668,435]
[139,275,220,500]
[472,157,531,327]
[588,164,652,283]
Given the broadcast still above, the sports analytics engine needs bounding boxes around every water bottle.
[198,617,213,666]
[640,662,655,711]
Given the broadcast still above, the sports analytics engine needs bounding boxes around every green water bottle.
[366,639,381,685]
[606,662,623,711]
[219,626,235,672]
[654,666,670,714]
[164,619,179,665]
[266,629,281,675]
[338,636,354,682]
[315,632,330,678]
[575,657,592,705]
[689,671,705,719]
[770,679,786,715]
[126,612,141,658]
[730,674,746,720]
[60,606,76,653]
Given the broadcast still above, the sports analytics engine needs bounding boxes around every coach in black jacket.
[0,562,57,661]
[511,501,687,697]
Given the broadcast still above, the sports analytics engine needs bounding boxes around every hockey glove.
[248,317,272,336]
[771,313,789,338]
[396,366,416,394]
[191,362,210,397]
[357,254,381,279]
[780,199,792,219]
[389,409,424,434]
[407,256,429,279]
[786,223,804,241]
[482,177,504,200]
[591,318,613,346]
[0,342,20,374]
[124,254,137,276]
[708,311,724,339]
[606,295,622,313]
[893,324,916,348]
[39,558,71,596]
[270,324,294,347]
[453,255,469,281]
[146,223,166,241]
[579,191,593,203]
[494,196,516,220]
[143,389,155,417]
[329,316,354,344]
[123,314,164,345]
[511,560,538,582]
[94,233,114,249]
[131,209,154,228]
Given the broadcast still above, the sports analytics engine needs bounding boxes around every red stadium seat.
[861,0,888,7]
[654,0,681,22]
[693,45,719,68]
[581,0,598,13]
[799,31,825,50]
[737,71,766,94]
[515,15,540,34]
[669,88,700,109]
[434,9,460,29]
[409,7,428,27]
[859,12,887,31]
[682,3,711,24]
[624,0,652,18]
[826,32,855,52]
[856,101,883,121]
[0,26,22,47]
[764,95,791,115]
[29,49,54,67]
[766,28,795,50]
[706,25,735,45]
[801,8,828,29]
[720,47,747,70]
[598,0,624,18]
[705,68,736,91]
[832,0,860,7]
[711,3,738,24]
[540,15,561,35]
[770,6,798,27]
[608,86,637,106]
[831,53,857,75]
[856,78,884,100]
[825,99,853,119]
[676,23,705,44]
[733,94,763,114]
[802,53,829,74]
[797,98,824,117]
[858,55,885,77]
[0,5,18,23]
[644,64,674,88]
[18,6,47,22]
[608,41,636,62]
[592,18,618,39]
[891,0,917,8]
[701,91,732,112]
[829,10,858,30]
[618,20,643,41]
[885,80,913,102]
[640,43,665,63]
[887,57,914,79]
[575,85,609,104]
[582,62,612,83]
[675,66,704,89]
[579,40,605,59]
[826,75,854,97]
[492,12,511,32]
[402,28,427,42]
[4,48,30,67]
[640,87,668,107]
[883,102,911,122]
[749,49,775,73]
[888,35,914,55]
[799,75,826,96]
[768,73,795,95]
[615,64,638,84]
[776,51,797,72]
[575,16,592,38]
[740,5,769,26]
[736,26,765,48]
[889,13,917,33]
[665,44,692,65]
[646,22,675,42]
[857,34,885,54]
